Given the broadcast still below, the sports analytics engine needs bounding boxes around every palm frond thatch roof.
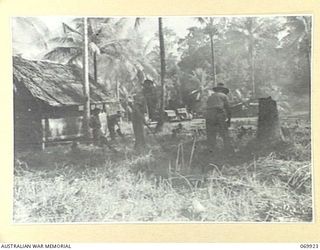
[13,56,115,106]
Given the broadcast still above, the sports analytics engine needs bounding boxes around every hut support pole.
[41,118,49,150]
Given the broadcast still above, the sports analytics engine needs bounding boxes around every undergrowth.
[13,120,312,223]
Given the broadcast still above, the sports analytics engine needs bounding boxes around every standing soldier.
[142,79,157,121]
[89,108,103,145]
[89,107,111,147]
[107,111,123,140]
[131,92,146,150]
[206,82,233,153]
[89,108,117,152]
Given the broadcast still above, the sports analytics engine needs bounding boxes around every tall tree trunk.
[177,76,183,106]
[157,17,166,130]
[306,42,311,121]
[83,17,91,139]
[93,51,98,85]
[209,34,217,85]
[248,18,255,99]
[303,16,311,120]
[248,36,255,98]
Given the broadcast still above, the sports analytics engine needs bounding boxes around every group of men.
[89,108,122,146]
[89,80,233,154]
[89,92,147,150]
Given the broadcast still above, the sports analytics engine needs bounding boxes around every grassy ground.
[13,119,312,223]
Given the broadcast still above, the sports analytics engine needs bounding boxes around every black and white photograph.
[12,15,312,223]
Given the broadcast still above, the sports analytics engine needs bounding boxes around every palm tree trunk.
[306,43,311,120]
[247,18,255,99]
[303,16,311,120]
[93,51,98,85]
[249,36,255,98]
[83,17,91,139]
[209,34,217,85]
[157,17,166,130]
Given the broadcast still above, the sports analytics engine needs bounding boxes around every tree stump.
[257,96,282,143]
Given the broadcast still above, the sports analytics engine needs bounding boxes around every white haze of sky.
[13,16,200,59]
[13,16,293,59]
[38,16,199,38]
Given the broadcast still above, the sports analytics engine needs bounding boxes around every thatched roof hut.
[13,56,118,149]
[13,56,116,107]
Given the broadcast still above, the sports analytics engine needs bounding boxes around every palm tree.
[43,21,83,64]
[282,16,312,118]
[134,17,166,130]
[196,17,226,85]
[188,68,210,112]
[158,17,166,129]
[45,19,130,69]
[282,16,311,77]
[284,17,311,50]
[44,18,132,137]
[226,17,268,98]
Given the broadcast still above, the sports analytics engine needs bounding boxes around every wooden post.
[83,17,91,140]
[41,119,45,150]
[209,17,217,85]
[93,51,98,85]
[41,117,50,150]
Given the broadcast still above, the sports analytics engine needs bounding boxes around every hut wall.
[14,81,119,148]
[14,85,42,150]
[45,112,108,141]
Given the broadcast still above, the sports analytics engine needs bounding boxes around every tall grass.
[13,120,312,223]
[14,152,312,222]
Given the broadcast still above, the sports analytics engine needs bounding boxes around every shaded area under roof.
[13,56,116,106]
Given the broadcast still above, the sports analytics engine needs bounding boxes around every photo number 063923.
[12,16,312,223]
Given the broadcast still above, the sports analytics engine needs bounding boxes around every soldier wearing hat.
[89,108,104,145]
[131,92,146,150]
[206,83,233,152]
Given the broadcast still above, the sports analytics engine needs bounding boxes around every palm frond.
[43,46,81,61]
[15,17,49,49]
[70,18,85,31]
[67,52,82,65]
[62,22,82,36]
[134,17,144,29]
[136,59,159,79]
[115,17,128,27]
[195,17,208,24]
[100,39,131,48]
[89,42,101,55]
[49,36,75,44]
[143,37,157,56]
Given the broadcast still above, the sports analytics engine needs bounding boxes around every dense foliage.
[12,16,311,113]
